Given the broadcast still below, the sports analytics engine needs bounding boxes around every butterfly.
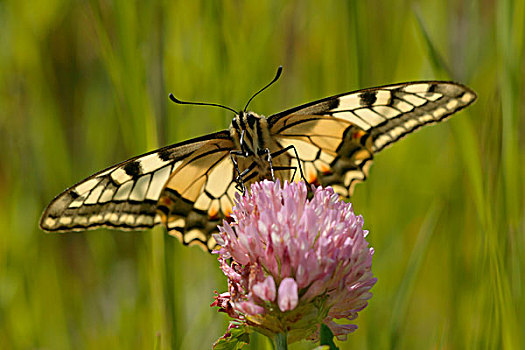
[40,67,477,251]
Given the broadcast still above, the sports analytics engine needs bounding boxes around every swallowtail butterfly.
[40,68,477,251]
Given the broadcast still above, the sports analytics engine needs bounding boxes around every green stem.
[320,324,339,350]
[274,333,288,350]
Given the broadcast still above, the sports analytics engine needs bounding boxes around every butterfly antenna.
[243,66,283,112]
[169,93,238,115]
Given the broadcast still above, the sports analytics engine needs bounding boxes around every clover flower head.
[212,180,376,344]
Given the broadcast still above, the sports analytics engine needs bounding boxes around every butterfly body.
[229,111,279,185]
[40,80,477,251]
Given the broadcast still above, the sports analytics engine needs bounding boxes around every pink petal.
[325,320,358,341]
[278,277,298,312]
[252,276,276,302]
[234,301,265,315]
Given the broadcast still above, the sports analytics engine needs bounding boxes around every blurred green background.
[1,0,524,349]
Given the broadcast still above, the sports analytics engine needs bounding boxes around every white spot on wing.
[344,170,365,186]
[114,181,134,201]
[331,184,348,197]
[44,217,56,228]
[354,108,386,126]
[418,114,434,123]
[461,92,475,104]
[135,215,147,226]
[446,99,459,110]
[388,126,407,140]
[167,217,185,229]
[432,107,448,120]
[69,195,86,208]
[119,214,128,224]
[402,83,433,93]
[374,134,391,149]
[333,111,371,130]
[125,215,135,226]
[111,168,132,185]
[129,174,151,201]
[403,118,419,130]
[139,154,170,173]
[109,213,119,224]
[74,216,88,225]
[393,100,414,112]
[99,186,116,203]
[88,214,103,224]
[184,229,206,244]
[373,90,392,105]
[137,215,154,226]
[146,166,172,200]
[402,93,427,106]
[59,216,72,225]
[332,94,361,111]
[84,184,105,205]
[96,169,113,177]
[207,236,217,250]
[373,106,400,119]
[75,179,99,195]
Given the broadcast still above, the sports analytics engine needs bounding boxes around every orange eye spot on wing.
[319,163,331,174]
[208,207,219,219]
[158,197,172,206]
[352,130,366,140]
[307,173,318,184]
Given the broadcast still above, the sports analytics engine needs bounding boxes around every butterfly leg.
[272,166,298,183]
[259,148,275,181]
[230,151,259,194]
[236,163,258,193]
[271,145,307,183]
[230,150,248,193]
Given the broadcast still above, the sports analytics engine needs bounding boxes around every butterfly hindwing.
[268,81,477,197]
[157,141,238,250]
[40,131,235,250]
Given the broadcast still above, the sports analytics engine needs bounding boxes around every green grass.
[1,0,523,349]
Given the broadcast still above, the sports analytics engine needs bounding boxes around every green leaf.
[319,324,339,350]
[213,325,251,350]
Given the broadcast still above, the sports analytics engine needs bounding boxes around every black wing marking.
[156,139,238,251]
[39,131,233,244]
[268,81,477,197]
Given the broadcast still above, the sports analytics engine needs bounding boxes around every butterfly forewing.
[40,131,235,250]
[268,81,476,197]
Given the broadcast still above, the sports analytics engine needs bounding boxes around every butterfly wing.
[268,81,477,197]
[40,130,237,250]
